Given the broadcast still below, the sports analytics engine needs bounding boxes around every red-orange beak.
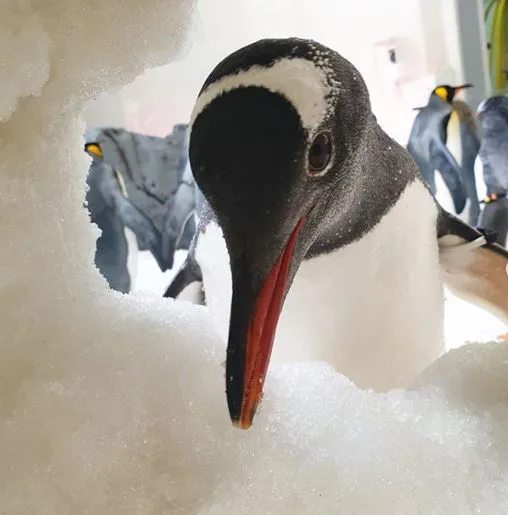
[225,216,306,429]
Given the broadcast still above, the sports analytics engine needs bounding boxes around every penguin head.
[431,83,473,103]
[189,38,375,429]
[477,95,508,117]
[84,142,104,160]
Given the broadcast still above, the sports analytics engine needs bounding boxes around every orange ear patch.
[85,143,103,159]
[434,86,448,101]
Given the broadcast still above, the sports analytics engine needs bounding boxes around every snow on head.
[2,3,508,513]
[191,57,334,130]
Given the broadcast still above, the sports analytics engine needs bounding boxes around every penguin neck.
[307,125,419,258]
[272,177,444,392]
[428,95,449,108]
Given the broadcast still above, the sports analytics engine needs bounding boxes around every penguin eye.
[308,132,332,176]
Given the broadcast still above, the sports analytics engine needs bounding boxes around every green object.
[484,0,508,94]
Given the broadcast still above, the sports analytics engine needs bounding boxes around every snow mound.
[3,291,508,514]
[0,2,50,121]
[2,1,508,513]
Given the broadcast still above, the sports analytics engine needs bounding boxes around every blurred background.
[81,0,508,348]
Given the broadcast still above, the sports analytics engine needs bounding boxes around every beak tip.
[229,397,258,430]
[232,417,253,430]
[227,390,252,430]
[227,389,259,430]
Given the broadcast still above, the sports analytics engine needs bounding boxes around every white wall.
[83,0,477,145]
[84,92,125,127]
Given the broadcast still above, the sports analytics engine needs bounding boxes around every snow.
[2,0,508,513]
[0,2,50,122]
[132,250,187,296]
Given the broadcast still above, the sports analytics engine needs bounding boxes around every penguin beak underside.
[226,216,307,430]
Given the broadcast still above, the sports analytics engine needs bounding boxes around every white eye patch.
[190,57,336,132]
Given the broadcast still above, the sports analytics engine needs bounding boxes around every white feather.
[124,227,139,289]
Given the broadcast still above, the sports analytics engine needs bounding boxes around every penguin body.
[164,38,508,429]
[88,124,197,272]
[477,95,508,246]
[84,154,133,293]
[188,180,443,392]
[447,98,481,224]
[407,84,481,225]
[407,89,467,214]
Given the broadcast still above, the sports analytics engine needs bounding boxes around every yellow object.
[84,143,103,159]
[434,86,448,101]
[114,168,128,198]
[446,108,462,167]
[483,192,502,203]
[84,142,128,197]
[485,0,508,93]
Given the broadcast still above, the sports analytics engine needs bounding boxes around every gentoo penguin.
[165,38,508,429]
[407,84,481,224]
[477,95,508,246]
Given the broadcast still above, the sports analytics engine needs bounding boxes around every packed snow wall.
[2,1,508,514]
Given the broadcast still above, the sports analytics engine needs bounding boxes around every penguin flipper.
[430,139,467,214]
[161,180,196,263]
[438,210,508,324]
[409,153,436,194]
[163,253,204,304]
[113,193,159,250]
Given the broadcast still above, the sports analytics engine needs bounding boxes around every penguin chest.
[195,181,445,392]
[437,110,467,218]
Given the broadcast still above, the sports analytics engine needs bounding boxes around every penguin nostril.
[308,131,332,176]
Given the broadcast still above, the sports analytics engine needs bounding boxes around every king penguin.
[477,95,508,246]
[165,38,508,429]
[407,84,481,225]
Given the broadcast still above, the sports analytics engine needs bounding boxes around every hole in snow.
[82,68,199,296]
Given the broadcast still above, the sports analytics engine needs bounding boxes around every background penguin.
[90,124,198,272]
[445,87,482,225]
[84,142,159,293]
[84,124,200,293]
[476,94,508,246]
[164,38,508,430]
[407,84,481,225]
